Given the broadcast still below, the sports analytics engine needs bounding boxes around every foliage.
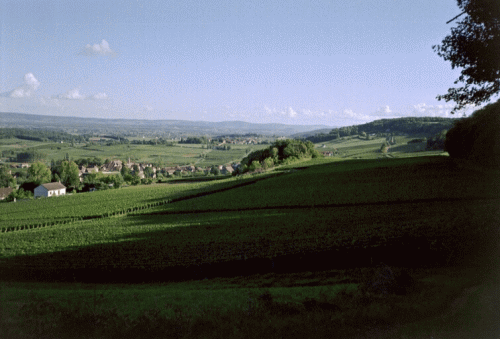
[240,139,319,173]
[27,162,51,186]
[426,130,448,150]
[445,99,500,167]
[16,150,46,163]
[5,188,33,202]
[82,172,123,191]
[380,142,390,153]
[0,165,16,188]
[433,0,500,111]
[178,136,209,144]
[143,166,154,178]
[58,160,80,188]
[210,166,220,175]
[73,157,103,167]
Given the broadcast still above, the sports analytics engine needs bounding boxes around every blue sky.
[0,0,476,126]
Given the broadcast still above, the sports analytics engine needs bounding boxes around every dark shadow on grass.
[1,206,496,284]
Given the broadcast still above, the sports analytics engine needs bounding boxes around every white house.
[34,182,66,198]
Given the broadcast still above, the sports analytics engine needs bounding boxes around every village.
[0,156,242,201]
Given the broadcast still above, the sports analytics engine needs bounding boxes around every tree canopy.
[433,0,500,112]
[444,98,500,167]
[0,166,16,188]
[58,161,81,188]
[27,162,52,186]
[239,139,319,174]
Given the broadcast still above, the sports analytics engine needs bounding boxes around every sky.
[0,0,481,126]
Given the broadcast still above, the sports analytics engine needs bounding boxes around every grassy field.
[317,135,441,159]
[0,138,266,166]
[1,154,499,338]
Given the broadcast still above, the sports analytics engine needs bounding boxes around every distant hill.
[302,117,460,143]
[290,128,338,138]
[0,112,331,137]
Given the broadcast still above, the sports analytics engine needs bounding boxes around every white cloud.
[412,103,427,114]
[24,73,40,91]
[90,92,109,100]
[144,105,154,111]
[375,105,392,115]
[338,109,374,122]
[58,88,85,100]
[56,89,108,101]
[7,73,40,98]
[79,39,116,57]
[264,105,275,115]
[287,107,297,118]
[409,103,460,117]
[263,106,298,118]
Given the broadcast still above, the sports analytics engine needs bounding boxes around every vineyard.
[0,173,276,231]
[144,156,500,214]
[1,156,499,283]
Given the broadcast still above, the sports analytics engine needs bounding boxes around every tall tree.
[59,160,80,188]
[27,162,51,186]
[433,0,500,112]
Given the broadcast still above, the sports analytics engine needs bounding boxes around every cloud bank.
[79,39,116,57]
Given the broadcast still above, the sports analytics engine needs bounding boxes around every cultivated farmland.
[1,155,499,339]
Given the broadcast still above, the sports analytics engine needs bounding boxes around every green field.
[317,135,442,159]
[0,139,266,167]
[0,173,277,230]
[1,154,499,338]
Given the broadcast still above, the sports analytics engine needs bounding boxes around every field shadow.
[1,202,497,285]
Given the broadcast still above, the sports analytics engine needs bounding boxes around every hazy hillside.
[0,112,331,137]
[301,117,459,143]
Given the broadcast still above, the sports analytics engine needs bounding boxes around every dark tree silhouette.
[433,0,500,112]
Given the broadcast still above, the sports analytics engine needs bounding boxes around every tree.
[444,99,500,167]
[5,188,33,202]
[27,162,51,186]
[0,166,16,188]
[210,166,220,176]
[144,166,154,178]
[59,160,80,188]
[433,0,500,112]
[380,141,390,153]
[107,174,124,188]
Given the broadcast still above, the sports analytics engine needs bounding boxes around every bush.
[445,99,500,168]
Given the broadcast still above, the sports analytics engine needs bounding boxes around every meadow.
[0,139,266,167]
[1,151,499,338]
[318,135,441,159]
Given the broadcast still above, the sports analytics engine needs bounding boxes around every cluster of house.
[79,159,238,181]
[215,137,260,145]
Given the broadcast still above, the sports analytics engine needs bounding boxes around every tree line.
[304,117,459,143]
[0,128,88,143]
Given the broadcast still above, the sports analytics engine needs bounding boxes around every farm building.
[34,182,66,198]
